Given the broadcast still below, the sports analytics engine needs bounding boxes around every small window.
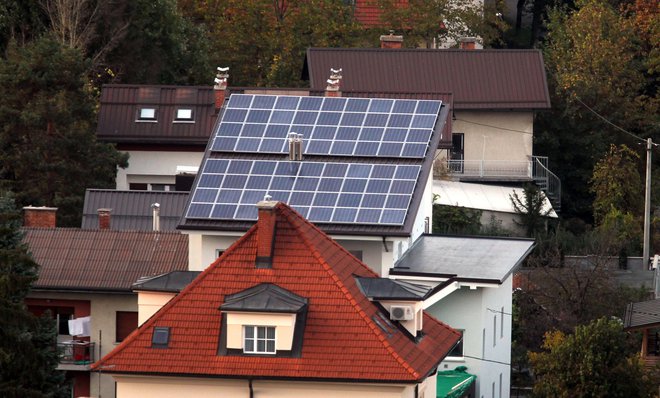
[138,107,156,120]
[175,108,193,120]
[116,311,138,342]
[448,330,464,357]
[152,326,170,348]
[129,183,148,191]
[243,325,275,354]
[216,249,225,258]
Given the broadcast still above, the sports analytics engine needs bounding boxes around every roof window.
[151,326,170,348]
[175,108,193,121]
[138,107,156,121]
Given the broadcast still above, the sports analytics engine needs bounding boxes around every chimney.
[380,31,403,49]
[151,203,160,231]
[214,66,229,112]
[325,67,342,97]
[97,208,111,230]
[255,198,278,268]
[459,37,478,50]
[288,133,303,161]
[23,206,57,228]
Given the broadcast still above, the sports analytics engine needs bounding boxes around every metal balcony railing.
[58,341,95,365]
[445,156,562,211]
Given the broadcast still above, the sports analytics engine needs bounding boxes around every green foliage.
[0,36,128,226]
[529,317,656,397]
[378,0,508,48]
[432,203,482,235]
[510,184,552,237]
[0,192,67,397]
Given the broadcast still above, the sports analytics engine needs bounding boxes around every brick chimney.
[214,66,229,112]
[325,68,342,98]
[23,206,57,228]
[255,199,279,268]
[98,208,111,230]
[380,31,403,49]
[459,37,478,50]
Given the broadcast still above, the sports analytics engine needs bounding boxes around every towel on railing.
[67,316,91,337]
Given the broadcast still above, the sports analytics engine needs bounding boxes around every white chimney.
[151,203,160,231]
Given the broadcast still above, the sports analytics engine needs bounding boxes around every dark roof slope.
[82,189,189,231]
[305,48,551,110]
[24,229,188,291]
[97,84,217,145]
[94,202,460,382]
[133,271,201,293]
[624,298,660,330]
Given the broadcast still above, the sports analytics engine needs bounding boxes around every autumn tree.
[510,184,552,237]
[529,317,656,397]
[0,192,68,397]
[0,36,127,226]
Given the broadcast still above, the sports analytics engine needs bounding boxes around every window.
[129,183,148,191]
[175,108,193,121]
[152,327,170,348]
[116,311,138,342]
[216,249,225,258]
[138,107,156,120]
[243,325,275,354]
[448,330,464,357]
[449,133,464,172]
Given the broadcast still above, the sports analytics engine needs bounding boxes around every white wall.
[113,375,419,398]
[452,111,533,163]
[116,150,203,190]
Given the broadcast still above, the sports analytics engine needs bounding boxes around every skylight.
[176,108,193,120]
[139,107,156,120]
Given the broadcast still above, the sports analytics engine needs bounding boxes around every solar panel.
[211,94,441,159]
[186,159,421,226]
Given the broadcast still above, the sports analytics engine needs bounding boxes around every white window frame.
[243,325,276,354]
[175,108,193,121]
[138,107,157,121]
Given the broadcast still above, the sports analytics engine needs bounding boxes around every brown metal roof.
[304,48,551,110]
[97,84,218,145]
[23,228,188,291]
[82,189,189,231]
[624,298,660,330]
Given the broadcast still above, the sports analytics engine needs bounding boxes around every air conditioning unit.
[390,305,414,321]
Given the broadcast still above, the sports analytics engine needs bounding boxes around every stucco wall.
[452,111,533,163]
[116,150,204,190]
[137,291,176,326]
[113,375,418,398]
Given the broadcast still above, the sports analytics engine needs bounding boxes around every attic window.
[138,107,156,121]
[243,325,276,354]
[175,108,193,121]
[152,326,170,348]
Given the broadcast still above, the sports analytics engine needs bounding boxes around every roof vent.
[390,305,414,321]
[288,132,303,161]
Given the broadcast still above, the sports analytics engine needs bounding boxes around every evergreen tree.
[0,35,127,227]
[0,192,67,397]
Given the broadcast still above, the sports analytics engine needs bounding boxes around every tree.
[510,184,552,237]
[378,0,508,48]
[0,192,68,397]
[0,36,128,226]
[529,317,657,397]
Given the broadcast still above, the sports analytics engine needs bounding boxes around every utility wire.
[487,308,513,316]
[463,355,511,366]
[574,97,655,146]
[454,118,534,135]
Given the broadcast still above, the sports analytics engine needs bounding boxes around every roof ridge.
[277,204,420,379]
[93,226,259,371]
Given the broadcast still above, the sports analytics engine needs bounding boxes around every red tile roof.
[354,0,409,27]
[24,229,189,291]
[94,202,460,382]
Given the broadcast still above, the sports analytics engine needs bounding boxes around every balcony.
[445,156,561,211]
[57,340,95,371]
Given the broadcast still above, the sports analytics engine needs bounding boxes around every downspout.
[382,236,389,252]
[414,384,418,398]
[249,379,253,398]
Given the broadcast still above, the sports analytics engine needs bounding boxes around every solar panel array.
[211,94,442,159]
[186,159,421,225]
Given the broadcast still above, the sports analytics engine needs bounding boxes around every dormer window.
[152,326,170,348]
[244,325,276,354]
[138,107,157,121]
[175,108,193,121]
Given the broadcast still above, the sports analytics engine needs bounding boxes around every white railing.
[446,160,532,179]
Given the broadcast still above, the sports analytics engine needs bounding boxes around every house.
[22,206,188,398]
[81,189,189,231]
[389,234,536,397]
[624,298,660,368]
[179,90,450,275]
[96,84,218,191]
[93,200,462,397]
[303,45,559,209]
[433,179,557,236]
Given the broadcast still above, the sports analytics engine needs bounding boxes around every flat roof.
[391,235,535,283]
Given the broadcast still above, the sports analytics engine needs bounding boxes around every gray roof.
[624,298,660,330]
[132,271,201,293]
[221,283,308,313]
[391,235,535,283]
[356,277,432,300]
[82,189,189,231]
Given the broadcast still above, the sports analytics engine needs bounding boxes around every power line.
[463,355,511,366]
[487,308,513,316]
[574,97,655,146]
[454,118,534,135]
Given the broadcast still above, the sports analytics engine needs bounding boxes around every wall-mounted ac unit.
[390,305,414,321]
